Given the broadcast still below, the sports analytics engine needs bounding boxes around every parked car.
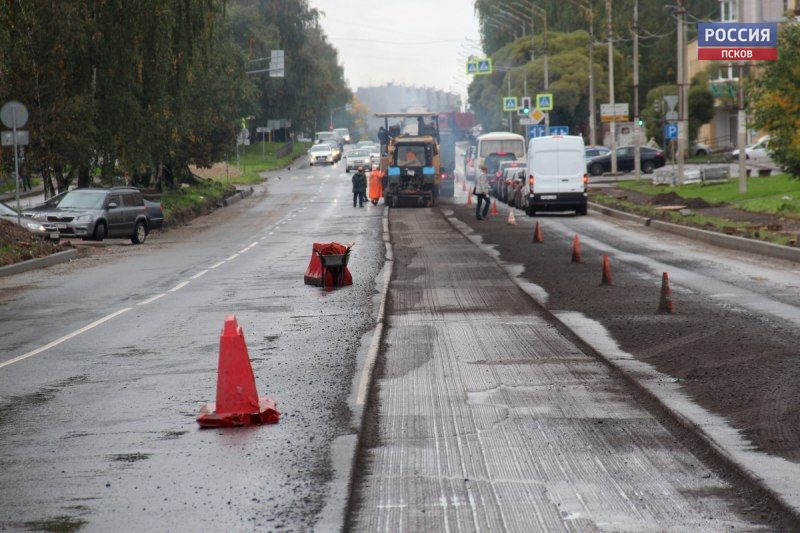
[0,201,60,241]
[585,145,611,162]
[502,165,526,205]
[32,187,150,243]
[526,135,588,216]
[731,135,772,161]
[587,146,666,176]
[691,142,710,157]
[493,161,526,200]
[308,144,334,166]
[343,149,372,172]
[314,131,344,150]
[333,128,351,144]
[510,169,529,210]
[22,191,67,219]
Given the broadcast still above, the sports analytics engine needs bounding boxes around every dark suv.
[30,187,150,244]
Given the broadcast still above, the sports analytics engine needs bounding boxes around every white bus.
[476,132,526,175]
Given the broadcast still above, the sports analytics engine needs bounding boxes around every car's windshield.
[348,150,368,157]
[334,129,348,136]
[485,153,517,173]
[480,139,525,158]
[310,145,330,153]
[58,190,107,209]
[395,145,426,167]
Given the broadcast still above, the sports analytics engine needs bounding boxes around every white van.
[476,132,526,174]
[526,135,588,216]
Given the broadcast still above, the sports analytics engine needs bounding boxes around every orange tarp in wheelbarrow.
[303,242,353,288]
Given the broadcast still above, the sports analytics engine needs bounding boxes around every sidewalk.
[0,185,44,208]
[350,208,771,531]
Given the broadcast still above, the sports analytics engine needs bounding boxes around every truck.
[437,112,476,196]
[375,112,442,208]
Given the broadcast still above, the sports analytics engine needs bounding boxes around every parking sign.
[664,123,678,141]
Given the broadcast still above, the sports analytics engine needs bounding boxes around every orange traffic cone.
[600,253,613,285]
[461,179,467,192]
[466,190,473,205]
[532,221,544,243]
[658,272,674,313]
[490,199,499,216]
[507,208,517,225]
[197,315,280,428]
[571,235,581,263]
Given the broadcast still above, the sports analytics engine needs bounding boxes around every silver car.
[344,149,372,173]
[0,201,60,241]
[308,144,334,166]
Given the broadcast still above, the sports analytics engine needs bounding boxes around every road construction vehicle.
[375,112,442,207]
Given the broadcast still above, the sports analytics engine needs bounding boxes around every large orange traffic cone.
[507,208,517,226]
[571,235,581,263]
[466,190,473,205]
[658,272,674,313]
[600,254,613,285]
[490,199,499,216]
[197,315,280,428]
[532,221,544,243]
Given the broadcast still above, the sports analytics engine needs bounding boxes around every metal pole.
[676,0,687,185]
[738,64,747,193]
[544,11,549,135]
[588,4,597,145]
[607,0,617,175]
[508,74,513,133]
[524,73,529,143]
[633,0,641,179]
[12,113,20,224]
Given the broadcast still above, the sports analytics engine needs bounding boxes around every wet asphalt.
[0,161,384,531]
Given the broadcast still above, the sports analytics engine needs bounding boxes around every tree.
[750,24,800,178]
[688,75,714,144]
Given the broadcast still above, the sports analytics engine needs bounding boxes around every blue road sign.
[664,123,678,141]
[466,62,477,75]
[550,126,569,135]
[536,93,553,111]
[477,58,492,74]
[528,125,547,138]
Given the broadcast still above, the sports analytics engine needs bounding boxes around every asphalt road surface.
[350,208,775,531]
[0,162,384,531]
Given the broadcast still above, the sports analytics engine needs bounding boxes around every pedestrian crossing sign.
[536,93,554,111]
[503,97,518,112]
[477,58,492,75]
[466,61,478,75]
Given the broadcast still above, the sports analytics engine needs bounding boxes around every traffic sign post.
[1,101,28,224]
[528,125,547,138]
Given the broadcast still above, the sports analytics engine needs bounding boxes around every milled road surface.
[0,162,383,530]
[351,208,772,531]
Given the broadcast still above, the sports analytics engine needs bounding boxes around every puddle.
[109,452,151,463]
[21,515,87,532]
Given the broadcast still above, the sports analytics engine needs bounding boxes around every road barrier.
[658,272,674,314]
[532,221,544,243]
[600,254,613,285]
[571,235,581,263]
[197,315,280,428]
[275,141,294,159]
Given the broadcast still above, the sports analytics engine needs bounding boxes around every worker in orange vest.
[369,165,384,205]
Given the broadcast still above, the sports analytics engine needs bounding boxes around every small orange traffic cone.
[571,235,581,263]
[197,315,280,428]
[532,221,544,243]
[658,272,674,313]
[461,179,467,192]
[507,208,517,225]
[600,254,613,285]
[490,199,499,216]
[467,190,473,205]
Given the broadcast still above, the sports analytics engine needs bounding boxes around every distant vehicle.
[438,112,476,189]
[484,153,519,192]
[526,135,588,216]
[476,132,526,175]
[30,187,150,243]
[501,164,526,204]
[355,141,373,149]
[585,146,611,161]
[308,144,334,166]
[732,135,772,161]
[0,201,60,241]
[492,160,525,199]
[344,149,372,172]
[319,142,342,162]
[588,146,665,176]
[333,128,351,144]
[315,131,343,149]
[691,142,710,157]
[510,168,529,209]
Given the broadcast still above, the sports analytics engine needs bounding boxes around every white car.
[344,149,372,172]
[732,135,772,162]
[526,135,588,216]
[333,128,351,144]
[308,144,334,166]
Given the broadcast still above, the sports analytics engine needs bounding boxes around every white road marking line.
[209,260,226,269]
[137,293,166,306]
[247,242,258,249]
[238,246,250,254]
[226,253,239,261]
[269,231,274,235]
[191,269,209,280]
[0,308,132,370]
[168,280,190,292]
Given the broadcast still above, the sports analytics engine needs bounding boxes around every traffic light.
[521,97,531,115]
[636,117,645,127]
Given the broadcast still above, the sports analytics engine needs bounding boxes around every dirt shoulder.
[444,200,800,466]
[0,219,70,267]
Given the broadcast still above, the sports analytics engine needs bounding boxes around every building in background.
[356,83,460,138]
[687,0,799,151]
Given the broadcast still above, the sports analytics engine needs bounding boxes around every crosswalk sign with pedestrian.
[477,58,492,74]
[503,97,518,112]
[536,93,554,111]
[466,61,477,75]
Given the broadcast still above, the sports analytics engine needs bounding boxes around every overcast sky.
[308,0,483,99]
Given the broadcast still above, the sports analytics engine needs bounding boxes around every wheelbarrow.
[315,247,352,290]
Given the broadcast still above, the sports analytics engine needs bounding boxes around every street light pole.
[588,4,596,145]
[607,0,617,175]
[508,73,514,133]
[676,0,687,185]
[737,0,747,193]
[633,0,641,179]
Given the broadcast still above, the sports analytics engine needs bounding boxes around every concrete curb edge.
[0,248,79,278]
[589,201,800,263]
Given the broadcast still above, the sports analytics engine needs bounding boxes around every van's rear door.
[556,138,586,194]
[530,146,560,195]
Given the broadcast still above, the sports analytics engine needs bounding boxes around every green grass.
[0,176,41,195]
[686,154,729,164]
[220,141,312,185]
[617,173,800,218]
[160,180,235,223]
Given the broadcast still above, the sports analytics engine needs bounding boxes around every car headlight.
[24,221,46,232]
[76,214,93,222]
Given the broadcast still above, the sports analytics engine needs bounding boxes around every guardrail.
[275,141,294,159]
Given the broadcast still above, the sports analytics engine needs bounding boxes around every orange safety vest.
[369,170,384,202]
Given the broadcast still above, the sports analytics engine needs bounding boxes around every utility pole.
[508,73,514,133]
[607,0,617,175]
[587,3,597,145]
[633,0,641,179]
[543,10,549,135]
[737,0,747,193]
[676,0,687,185]
[524,73,529,143]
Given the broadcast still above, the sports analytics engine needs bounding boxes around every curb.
[0,248,79,278]
[218,186,254,207]
[589,201,800,263]
[0,187,44,203]
[443,210,800,526]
